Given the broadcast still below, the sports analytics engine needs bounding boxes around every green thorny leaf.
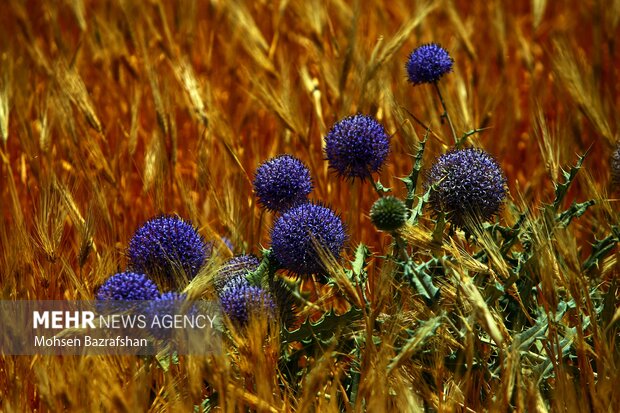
[399,136,427,211]
[387,314,444,374]
[543,149,594,231]
[337,243,372,306]
[556,199,595,228]
[492,300,572,380]
[281,307,364,344]
[582,225,620,272]
[483,211,527,255]
[552,149,589,210]
[408,185,434,226]
[534,308,595,384]
[402,257,441,303]
[514,302,569,352]
[372,179,392,195]
[351,243,370,279]
[246,248,279,288]
[348,243,371,286]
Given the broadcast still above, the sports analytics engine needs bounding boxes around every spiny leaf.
[350,243,370,285]
[246,248,280,288]
[556,199,595,228]
[400,136,427,210]
[387,314,444,374]
[402,258,441,303]
[552,150,589,209]
[408,185,433,225]
[372,179,392,194]
[282,307,364,344]
[582,226,619,272]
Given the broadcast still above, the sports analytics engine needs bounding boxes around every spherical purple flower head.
[271,202,347,277]
[96,272,160,301]
[425,148,506,228]
[219,280,276,326]
[213,254,261,293]
[406,43,454,85]
[253,155,313,212]
[611,143,620,188]
[128,215,210,283]
[324,115,390,181]
[148,291,189,339]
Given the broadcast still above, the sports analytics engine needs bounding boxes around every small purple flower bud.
[406,43,454,85]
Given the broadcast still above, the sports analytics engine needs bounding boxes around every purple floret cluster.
[213,254,261,293]
[219,276,275,325]
[128,215,210,281]
[253,155,313,212]
[425,148,506,228]
[406,43,454,85]
[324,115,390,181]
[271,203,347,276]
[96,272,160,301]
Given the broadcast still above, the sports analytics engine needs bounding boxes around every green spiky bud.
[370,196,407,231]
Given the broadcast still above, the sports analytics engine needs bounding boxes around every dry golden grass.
[0,0,619,411]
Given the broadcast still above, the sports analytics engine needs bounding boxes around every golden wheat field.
[1,0,619,412]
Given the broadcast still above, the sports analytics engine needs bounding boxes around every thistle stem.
[433,82,458,146]
[369,174,390,197]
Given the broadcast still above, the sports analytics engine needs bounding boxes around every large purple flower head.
[271,202,347,277]
[425,148,506,228]
[213,254,261,293]
[253,155,313,212]
[219,277,276,326]
[324,115,390,180]
[96,272,160,301]
[128,215,209,283]
[406,43,454,85]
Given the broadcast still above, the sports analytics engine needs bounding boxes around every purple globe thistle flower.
[324,115,390,180]
[425,148,506,228]
[128,215,210,282]
[253,155,313,212]
[406,43,454,85]
[611,143,620,188]
[219,280,276,326]
[148,291,190,339]
[96,272,160,301]
[271,202,347,277]
[213,254,261,293]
